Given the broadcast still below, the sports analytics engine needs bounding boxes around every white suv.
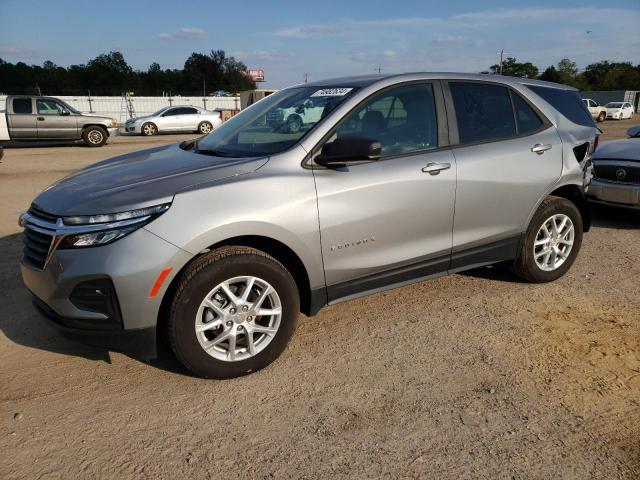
[582,98,607,122]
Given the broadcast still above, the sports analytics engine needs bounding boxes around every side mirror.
[61,110,70,116]
[315,137,382,167]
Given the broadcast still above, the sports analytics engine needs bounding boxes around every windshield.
[606,102,623,108]
[151,107,171,116]
[196,86,358,157]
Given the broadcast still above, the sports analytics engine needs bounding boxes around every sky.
[0,0,638,88]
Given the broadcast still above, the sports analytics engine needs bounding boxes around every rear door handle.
[37,117,45,121]
[531,143,552,154]
[422,162,451,175]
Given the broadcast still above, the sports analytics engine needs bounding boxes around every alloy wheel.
[533,214,574,271]
[194,276,282,362]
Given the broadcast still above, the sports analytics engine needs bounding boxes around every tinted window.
[335,83,438,156]
[162,108,179,116]
[180,107,198,115]
[37,99,65,115]
[512,93,543,134]
[12,98,32,114]
[528,86,595,127]
[450,82,516,143]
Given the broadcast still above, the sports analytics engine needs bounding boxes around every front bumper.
[586,178,640,208]
[20,227,192,358]
[124,124,142,134]
[107,127,119,137]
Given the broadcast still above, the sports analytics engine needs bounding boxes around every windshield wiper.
[193,148,235,157]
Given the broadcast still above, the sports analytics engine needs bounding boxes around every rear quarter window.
[12,98,33,114]
[527,86,595,127]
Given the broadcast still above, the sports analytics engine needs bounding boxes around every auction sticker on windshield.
[311,88,353,97]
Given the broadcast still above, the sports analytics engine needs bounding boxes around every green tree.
[490,57,539,78]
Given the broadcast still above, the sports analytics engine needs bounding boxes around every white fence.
[0,95,241,125]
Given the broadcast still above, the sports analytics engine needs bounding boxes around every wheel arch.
[547,184,591,231]
[81,123,110,137]
[157,234,319,348]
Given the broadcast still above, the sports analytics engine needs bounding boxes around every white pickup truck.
[582,98,607,123]
[1,95,118,147]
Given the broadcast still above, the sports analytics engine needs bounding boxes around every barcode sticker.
[311,88,353,97]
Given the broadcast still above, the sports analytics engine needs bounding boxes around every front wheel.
[168,246,299,379]
[513,196,583,283]
[141,122,157,136]
[597,111,606,122]
[82,126,107,147]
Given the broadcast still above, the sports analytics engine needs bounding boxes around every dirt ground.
[1,120,639,479]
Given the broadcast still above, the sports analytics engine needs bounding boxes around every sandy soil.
[1,121,639,479]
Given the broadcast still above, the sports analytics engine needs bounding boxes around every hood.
[127,115,152,123]
[78,112,112,120]
[33,143,268,216]
[593,139,640,162]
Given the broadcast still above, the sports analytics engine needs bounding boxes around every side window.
[335,83,438,156]
[527,85,595,127]
[450,82,516,144]
[162,108,178,116]
[181,107,198,115]
[12,98,33,114]
[512,92,543,134]
[36,99,64,115]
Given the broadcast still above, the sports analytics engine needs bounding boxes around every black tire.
[168,246,300,379]
[597,111,606,122]
[197,121,213,135]
[141,122,157,136]
[286,115,302,134]
[82,126,107,147]
[513,196,583,283]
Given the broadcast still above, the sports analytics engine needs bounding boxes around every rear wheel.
[198,121,213,134]
[513,196,583,283]
[168,246,299,379]
[82,126,107,147]
[141,122,157,136]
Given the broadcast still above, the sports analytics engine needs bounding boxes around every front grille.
[23,227,54,270]
[594,162,640,184]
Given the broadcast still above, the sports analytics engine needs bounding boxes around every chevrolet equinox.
[20,73,597,378]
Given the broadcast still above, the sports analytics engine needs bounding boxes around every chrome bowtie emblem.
[615,168,627,180]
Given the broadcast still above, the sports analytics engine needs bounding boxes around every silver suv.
[19,73,597,378]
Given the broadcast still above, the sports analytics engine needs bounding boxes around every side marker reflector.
[149,268,173,298]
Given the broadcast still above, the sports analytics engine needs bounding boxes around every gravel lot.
[1,120,639,479]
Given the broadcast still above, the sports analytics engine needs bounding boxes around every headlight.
[58,203,170,249]
[64,204,170,225]
[59,226,140,249]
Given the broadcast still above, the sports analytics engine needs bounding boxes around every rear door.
[444,81,563,269]
[176,107,199,130]
[7,97,37,138]
[35,98,78,138]
[312,81,456,301]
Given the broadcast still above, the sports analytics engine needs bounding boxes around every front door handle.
[531,143,552,155]
[37,116,45,121]
[422,162,451,175]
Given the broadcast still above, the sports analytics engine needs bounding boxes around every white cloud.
[158,27,206,41]
[274,25,343,38]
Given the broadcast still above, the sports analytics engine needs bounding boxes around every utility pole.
[497,49,505,75]
[303,73,308,83]
[375,65,382,74]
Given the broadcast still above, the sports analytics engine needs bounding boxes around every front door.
[312,82,456,301]
[445,81,563,269]
[35,98,78,138]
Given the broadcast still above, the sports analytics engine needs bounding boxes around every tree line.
[1,51,638,96]
[0,50,256,96]
[485,58,640,91]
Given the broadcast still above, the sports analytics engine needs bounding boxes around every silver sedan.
[125,106,222,136]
